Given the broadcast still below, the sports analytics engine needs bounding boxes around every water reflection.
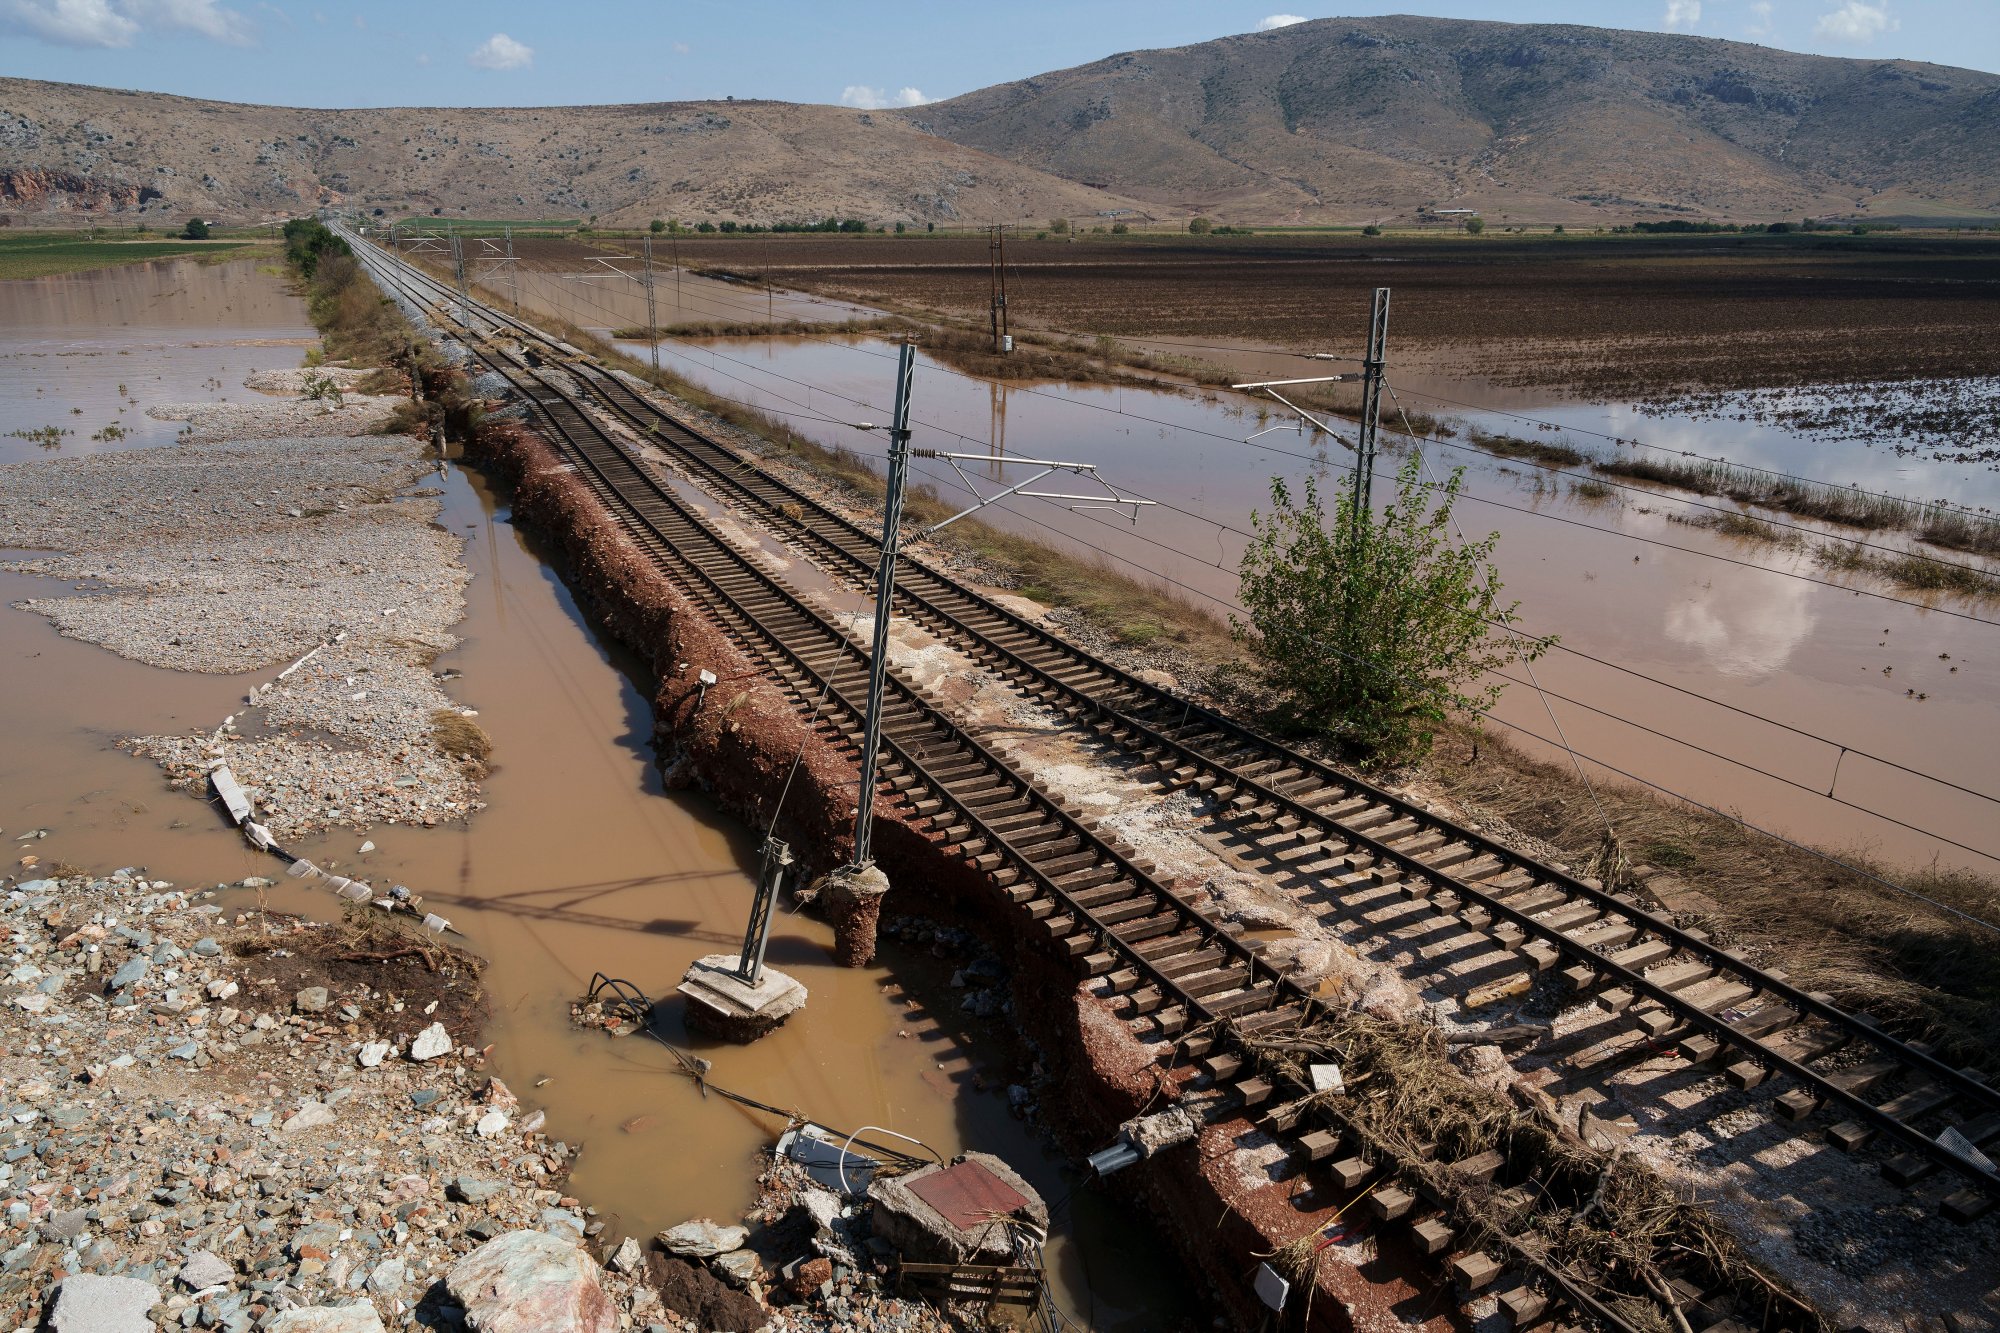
[1664,566,1818,678]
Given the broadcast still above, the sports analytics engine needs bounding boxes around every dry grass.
[1814,540,2000,599]
[430,709,493,764]
[1423,726,2000,1071]
[1466,428,1587,469]
[1247,1012,1784,1322]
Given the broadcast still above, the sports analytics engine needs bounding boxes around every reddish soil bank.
[455,396,1437,1330]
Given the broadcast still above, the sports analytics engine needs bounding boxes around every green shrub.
[1235,454,1544,759]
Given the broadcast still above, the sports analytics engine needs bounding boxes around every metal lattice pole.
[735,838,792,986]
[642,234,660,377]
[850,343,918,868]
[1352,286,1392,528]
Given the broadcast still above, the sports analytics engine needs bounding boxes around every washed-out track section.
[355,228,2000,1225]
[351,230,1848,1333]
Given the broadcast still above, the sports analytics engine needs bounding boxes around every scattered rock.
[177,1248,233,1290]
[47,1274,160,1333]
[356,1039,391,1067]
[607,1235,645,1275]
[656,1218,748,1259]
[710,1248,763,1288]
[446,1230,617,1333]
[450,1174,507,1205]
[294,985,331,1013]
[281,1100,338,1135]
[784,1255,833,1299]
[265,1305,388,1333]
[410,1021,452,1061]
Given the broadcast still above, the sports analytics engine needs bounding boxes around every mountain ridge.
[3,15,1995,227]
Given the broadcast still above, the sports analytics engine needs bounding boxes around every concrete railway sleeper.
[346,236,1847,1330]
[352,232,2000,1219]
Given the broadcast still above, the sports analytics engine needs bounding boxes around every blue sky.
[2,1,1990,107]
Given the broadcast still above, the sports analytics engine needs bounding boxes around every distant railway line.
[344,228,1997,1331]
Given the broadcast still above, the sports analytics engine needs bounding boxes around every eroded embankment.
[457,392,1423,1330]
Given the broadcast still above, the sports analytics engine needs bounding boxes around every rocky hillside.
[4,15,1997,228]
[904,15,2000,223]
[0,78,1149,228]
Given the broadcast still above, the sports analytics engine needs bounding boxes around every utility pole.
[505,226,519,315]
[1351,287,1392,527]
[820,343,1151,968]
[670,230,683,318]
[850,342,917,869]
[733,837,792,987]
[449,233,470,327]
[642,233,660,377]
[987,225,1009,354]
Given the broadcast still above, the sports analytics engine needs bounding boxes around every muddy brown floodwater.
[0,256,1187,1327]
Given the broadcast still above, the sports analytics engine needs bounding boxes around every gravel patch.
[0,866,685,1330]
[149,394,401,443]
[0,372,476,841]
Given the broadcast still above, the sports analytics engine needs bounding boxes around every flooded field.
[0,255,1185,1324]
[0,255,314,464]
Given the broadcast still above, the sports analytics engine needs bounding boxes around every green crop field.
[0,231,254,280]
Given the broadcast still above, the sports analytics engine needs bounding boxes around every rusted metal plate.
[907,1160,1030,1232]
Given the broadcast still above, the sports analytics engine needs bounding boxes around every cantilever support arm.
[911,449,1155,537]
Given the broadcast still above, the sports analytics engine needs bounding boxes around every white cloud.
[671,40,688,54]
[4,0,255,45]
[839,84,931,109]
[1663,0,1701,31]
[124,0,252,44]
[467,31,532,71]
[3,0,140,46]
[1814,0,1896,41]
[414,51,430,66]
[1255,13,1307,31]
[1746,0,1774,36]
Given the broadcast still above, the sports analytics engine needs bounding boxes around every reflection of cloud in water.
[1664,571,1816,677]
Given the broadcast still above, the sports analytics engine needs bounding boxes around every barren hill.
[3,15,1997,228]
[903,15,2000,223]
[0,79,1151,228]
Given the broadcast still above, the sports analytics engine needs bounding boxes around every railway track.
[343,229,1988,1328]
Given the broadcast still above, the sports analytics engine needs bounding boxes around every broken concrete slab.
[868,1152,1048,1266]
[676,953,805,1042]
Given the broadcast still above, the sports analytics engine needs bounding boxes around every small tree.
[1361,224,1382,236]
[1111,221,1129,234]
[1464,216,1484,235]
[182,217,210,240]
[650,218,666,233]
[1049,217,1070,234]
[1188,216,1214,235]
[1234,453,1545,759]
